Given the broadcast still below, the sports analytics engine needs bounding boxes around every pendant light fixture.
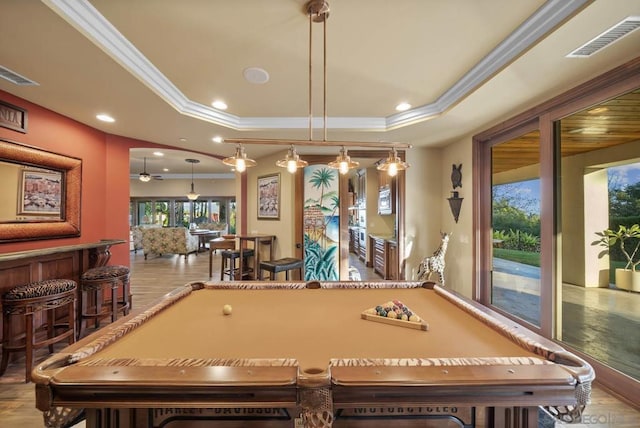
[139,157,152,182]
[185,158,200,200]
[276,145,308,173]
[328,146,359,175]
[223,0,411,176]
[222,144,256,173]
[376,148,409,177]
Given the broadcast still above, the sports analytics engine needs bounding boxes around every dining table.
[190,229,221,252]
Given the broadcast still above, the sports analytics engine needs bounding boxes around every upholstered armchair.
[141,227,199,260]
[131,226,143,253]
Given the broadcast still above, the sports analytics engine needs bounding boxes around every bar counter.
[0,239,126,343]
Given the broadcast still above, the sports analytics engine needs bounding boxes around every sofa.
[141,227,199,260]
[131,225,162,253]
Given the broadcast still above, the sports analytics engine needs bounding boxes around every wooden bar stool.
[220,249,255,280]
[1,279,77,382]
[259,258,304,280]
[209,236,236,277]
[79,265,131,338]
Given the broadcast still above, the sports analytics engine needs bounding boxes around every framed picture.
[257,173,280,220]
[18,169,63,216]
[0,100,27,133]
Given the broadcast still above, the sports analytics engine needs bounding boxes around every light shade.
[328,147,359,175]
[186,184,199,201]
[276,146,308,173]
[139,157,152,182]
[185,158,200,200]
[222,145,257,173]
[376,148,409,177]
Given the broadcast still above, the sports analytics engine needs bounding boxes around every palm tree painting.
[303,165,340,280]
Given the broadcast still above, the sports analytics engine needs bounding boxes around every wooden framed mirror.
[0,138,81,242]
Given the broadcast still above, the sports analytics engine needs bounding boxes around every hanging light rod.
[185,158,200,201]
[222,138,412,149]
[221,0,410,177]
[139,157,152,182]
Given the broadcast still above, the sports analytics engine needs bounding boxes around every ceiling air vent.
[0,66,39,86]
[567,16,640,58]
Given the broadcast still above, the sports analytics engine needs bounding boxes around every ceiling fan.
[138,157,163,182]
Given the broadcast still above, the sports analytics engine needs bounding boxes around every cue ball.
[222,304,233,315]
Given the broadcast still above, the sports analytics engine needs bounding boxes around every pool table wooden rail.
[33,280,594,428]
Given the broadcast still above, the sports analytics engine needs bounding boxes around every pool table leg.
[486,406,538,427]
[300,386,334,427]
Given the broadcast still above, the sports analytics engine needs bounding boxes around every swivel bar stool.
[78,265,131,338]
[1,279,77,382]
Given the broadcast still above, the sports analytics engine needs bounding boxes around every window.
[131,197,233,229]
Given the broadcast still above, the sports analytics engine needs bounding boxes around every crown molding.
[44,0,590,132]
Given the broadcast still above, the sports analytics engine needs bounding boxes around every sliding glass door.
[557,91,640,381]
[475,60,640,395]
[490,130,541,327]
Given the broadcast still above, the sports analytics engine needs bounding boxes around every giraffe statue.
[417,232,450,285]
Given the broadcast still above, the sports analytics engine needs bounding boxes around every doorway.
[295,151,406,280]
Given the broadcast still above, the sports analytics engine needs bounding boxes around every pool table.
[34,281,593,428]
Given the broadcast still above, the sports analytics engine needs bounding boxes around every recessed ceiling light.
[163,168,169,172]
[568,127,608,134]
[395,102,411,112]
[179,138,187,142]
[212,100,228,110]
[243,67,270,84]
[212,136,223,143]
[153,151,164,156]
[588,107,608,114]
[96,114,115,122]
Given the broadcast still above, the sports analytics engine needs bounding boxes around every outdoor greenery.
[605,192,640,266]
[492,182,541,263]
[592,224,640,272]
[609,181,640,218]
[492,229,540,253]
[493,173,639,273]
[493,248,540,267]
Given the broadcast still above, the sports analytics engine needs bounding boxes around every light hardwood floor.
[0,249,638,427]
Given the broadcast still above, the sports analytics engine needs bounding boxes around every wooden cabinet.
[371,236,385,277]
[368,235,398,280]
[387,241,398,280]
[0,240,125,344]
[349,228,357,254]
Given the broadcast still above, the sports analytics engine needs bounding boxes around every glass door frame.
[473,119,552,335]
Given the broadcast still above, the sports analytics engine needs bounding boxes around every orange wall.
[0,90,163,266]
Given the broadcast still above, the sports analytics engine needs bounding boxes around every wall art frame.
[0,138,81,242]
[257,173,280,220]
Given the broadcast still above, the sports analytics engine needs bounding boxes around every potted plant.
[592,224,640,291]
